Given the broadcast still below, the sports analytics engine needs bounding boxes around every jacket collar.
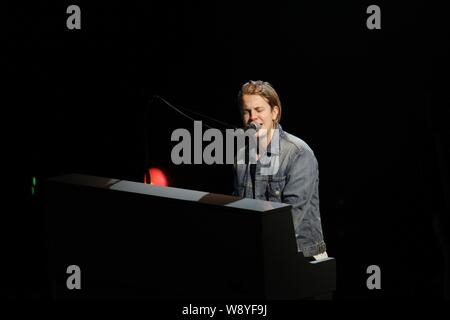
[266,124,283,156]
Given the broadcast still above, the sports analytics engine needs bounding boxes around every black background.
[4,0,450,299]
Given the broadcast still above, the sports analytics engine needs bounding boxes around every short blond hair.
[238,80,282,125]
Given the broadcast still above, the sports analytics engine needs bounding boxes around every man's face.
[242,94,279,134]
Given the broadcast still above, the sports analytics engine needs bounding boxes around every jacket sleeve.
[282,146,326,256]
[283,147,317,226]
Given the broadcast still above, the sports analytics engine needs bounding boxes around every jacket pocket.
[267,176,286,202]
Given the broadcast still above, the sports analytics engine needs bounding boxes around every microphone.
[247,121,261,131]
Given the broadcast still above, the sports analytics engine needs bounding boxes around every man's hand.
[313,252,329,261]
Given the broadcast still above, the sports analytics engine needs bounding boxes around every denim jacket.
[232,125,327,257]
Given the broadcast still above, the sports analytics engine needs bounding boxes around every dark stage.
[4,0,450,302]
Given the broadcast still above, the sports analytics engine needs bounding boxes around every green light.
[31,177,37,195]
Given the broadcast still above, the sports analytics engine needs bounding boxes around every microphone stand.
[143,95,241,184]
[143,96,155,184]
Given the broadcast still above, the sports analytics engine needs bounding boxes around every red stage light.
[144,167,169,187]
